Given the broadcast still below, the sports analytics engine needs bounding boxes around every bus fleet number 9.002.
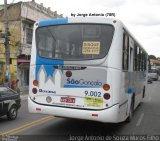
[85,90,101,97]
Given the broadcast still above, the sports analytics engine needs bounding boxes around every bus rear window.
[36,24,114,60]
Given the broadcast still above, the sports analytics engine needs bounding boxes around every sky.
[1,0,160,57]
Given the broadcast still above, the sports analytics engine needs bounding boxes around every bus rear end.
[28,18,120,123]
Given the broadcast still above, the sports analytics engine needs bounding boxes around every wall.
[21,2,57,22]
[0,3,21,21]
[0,20,21,84]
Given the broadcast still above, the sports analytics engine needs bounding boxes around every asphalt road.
[0,81,160,141]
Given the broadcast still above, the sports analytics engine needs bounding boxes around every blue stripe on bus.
[64,85,100,88]
[38,18,68,27]
[36,55,64,80]
[127,87,135,94]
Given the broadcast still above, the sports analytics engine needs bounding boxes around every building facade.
[0,0,62,92]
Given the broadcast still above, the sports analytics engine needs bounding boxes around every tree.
[148,55,156,59]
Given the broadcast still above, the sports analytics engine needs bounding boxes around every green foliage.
[148,55,156,59]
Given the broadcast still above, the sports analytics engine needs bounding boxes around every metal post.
[4,0,10,87]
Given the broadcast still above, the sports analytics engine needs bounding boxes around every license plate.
[60,97,75,103]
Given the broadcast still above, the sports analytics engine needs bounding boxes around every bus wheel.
[143,86,145,98]
[126,99,134,123]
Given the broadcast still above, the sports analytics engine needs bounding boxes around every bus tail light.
[66,71,72,77]
[33,80,39,86]
[103,93,111,100]
[103,84,110,91]
[32,88,38,94]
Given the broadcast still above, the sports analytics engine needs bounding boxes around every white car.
[148,69,159,81]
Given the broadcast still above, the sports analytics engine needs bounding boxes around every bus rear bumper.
[28,97,120,123]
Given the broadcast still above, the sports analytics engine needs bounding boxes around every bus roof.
[38,17,120,27]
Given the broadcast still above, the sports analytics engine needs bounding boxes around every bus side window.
[144,54,147,71]
[134,45,138,71]
[122,33,129,71]
[137,47,142,71]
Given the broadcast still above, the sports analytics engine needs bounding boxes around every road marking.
[136,113,144,127]
[0,116,54,136]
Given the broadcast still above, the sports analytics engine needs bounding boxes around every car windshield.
[0,87,15,95]
[36,24,114,60]
[0,87,8,92]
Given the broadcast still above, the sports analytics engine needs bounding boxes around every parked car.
[0,87,21,120]
[147,75,153,84]
[148,69,159,81]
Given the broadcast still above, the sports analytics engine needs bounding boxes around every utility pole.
[4,0,10,87]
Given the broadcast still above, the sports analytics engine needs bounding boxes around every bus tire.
[142,86,145,98]
[126,98,134,123]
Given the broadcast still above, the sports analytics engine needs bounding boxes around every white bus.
[28,18,148,123]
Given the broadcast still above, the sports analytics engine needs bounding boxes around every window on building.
[26,27,33,44]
